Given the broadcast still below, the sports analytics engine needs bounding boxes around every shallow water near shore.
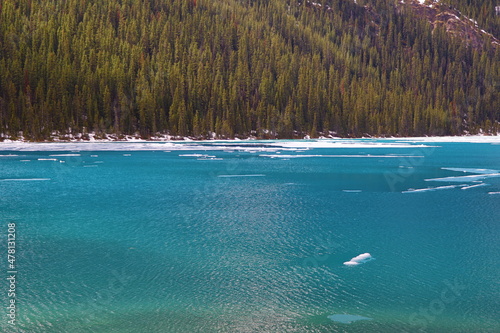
[0,138,499,332]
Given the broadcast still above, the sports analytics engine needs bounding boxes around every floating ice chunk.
[461,183,489,190]
[343,253,375,266]
[49,154,81,157]
[425,174,500,182]
[198,157,223,160]
[260,154,423,159]
[343,261,361,266]
[441,167,499,174]
[217,174,265,178]
[403,185,464,193]
[328,314,372,324]
[1,178,50,181]
[265,140,433,149]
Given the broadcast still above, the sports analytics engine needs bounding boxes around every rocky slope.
[402,0,499,48]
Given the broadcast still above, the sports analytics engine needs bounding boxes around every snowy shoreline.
[0,134,498,152]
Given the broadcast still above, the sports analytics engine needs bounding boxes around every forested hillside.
[0,0,499,140]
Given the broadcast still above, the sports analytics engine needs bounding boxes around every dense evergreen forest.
[0,0,499,140]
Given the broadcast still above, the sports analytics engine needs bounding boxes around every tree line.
[0,0,499,140]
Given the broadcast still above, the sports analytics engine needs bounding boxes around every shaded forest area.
[0,0,499,140]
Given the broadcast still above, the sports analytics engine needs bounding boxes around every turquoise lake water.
[0,139,499,332]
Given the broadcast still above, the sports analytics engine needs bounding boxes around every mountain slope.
[0,0,498,140]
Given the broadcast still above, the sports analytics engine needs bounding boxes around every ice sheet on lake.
[343,253,375,266]
[1,135,497,152]
[0,138,435,152]
[328,314,372,324]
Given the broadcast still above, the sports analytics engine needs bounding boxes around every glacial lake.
[0,138,499,332]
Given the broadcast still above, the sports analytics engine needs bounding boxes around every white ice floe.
[0,178,51,181]
[461,183,489,190]
[180,153,219,160]
[403,185,465,193]
[343,253,375,266]
[217,174,266,178]
[268,140,431,149]
[328,314,372,324]
[49,154,81,157]
[425,174,500,183]
[441,167,499,174]
[260,154,424,159]
[179,153,206,157]
[424,168,500,184]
